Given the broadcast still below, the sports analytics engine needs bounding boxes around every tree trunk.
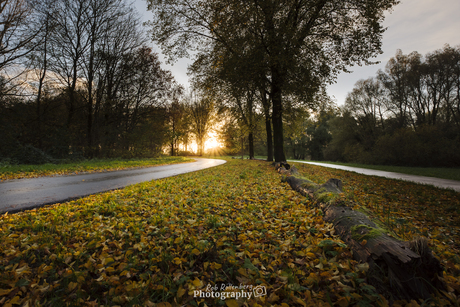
[271,73,286,162]
[36,24,48,151]
[278,167,447,303]
[261,87,273,162]
[248,132,254,159]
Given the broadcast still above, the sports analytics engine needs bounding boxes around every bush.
[11,144,54,165]
[325,118,460,167]
[372,126,460,167]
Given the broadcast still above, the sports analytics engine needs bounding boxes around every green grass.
[239,155,460,181]
[0,156,194,181]
[298,160,460,182]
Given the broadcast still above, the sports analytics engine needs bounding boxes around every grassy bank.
[237,156,460,181]
[0,158,459,306]
[0,156,193,181]
[287,160,460,182]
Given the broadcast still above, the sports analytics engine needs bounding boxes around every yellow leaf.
[68,282,78,292]
[192,248,200,255]
[348,293,360,300]
[156,303,172,307]
[0,288,11,296]
[225,299,239,307]
[293,296,307,307]
[267,292,280,303]
[320,271,332,278]
[211,262,222,269]
[173,257,182,265]
[192,278,203,288]
[9,296,21,304]
[237,267,247,277]
[177,286,186,298]
[153,285,168,291]
[335,297,349,307]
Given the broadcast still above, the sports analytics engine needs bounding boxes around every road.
[289,160,460,192]
[0,158,226,214]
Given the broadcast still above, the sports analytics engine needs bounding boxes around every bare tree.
[0,0,38,70]
[0,0,43,96]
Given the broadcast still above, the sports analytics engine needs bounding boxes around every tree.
[424,45,459,126]
[188,92,214,156]
[46,0,145,155]
[345,77,387,141]
[166,99,189,156]
[326,46,460,166]
[377,50,421,129]
[0,0,40,72]
[147,0,399,162]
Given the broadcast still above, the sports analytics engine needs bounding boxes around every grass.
[306,160,460,182]
[0,156,194,181]
[237,155,460,181]
[0,158,459,306]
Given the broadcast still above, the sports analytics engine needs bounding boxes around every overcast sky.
[134,0,460,105]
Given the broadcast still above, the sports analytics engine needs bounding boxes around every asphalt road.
[289,160,460,192]
[0,158,226,214]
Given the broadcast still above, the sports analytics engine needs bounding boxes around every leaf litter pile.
[0,159,459,306]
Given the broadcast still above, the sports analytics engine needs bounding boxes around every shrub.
[11,144,54,165]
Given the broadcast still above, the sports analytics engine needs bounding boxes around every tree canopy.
[147,0,400,161]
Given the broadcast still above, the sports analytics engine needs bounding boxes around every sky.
[134,0,460,105]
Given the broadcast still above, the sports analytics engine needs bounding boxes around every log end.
[321,178,343,193]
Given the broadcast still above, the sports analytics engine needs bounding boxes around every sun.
[204,132,223,151]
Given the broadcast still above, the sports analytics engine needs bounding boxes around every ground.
[0,158,459,306]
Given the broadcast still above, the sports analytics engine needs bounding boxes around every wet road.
[0,158,226,214]
[289,160,460,192]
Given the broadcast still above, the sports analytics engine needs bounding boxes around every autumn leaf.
[225,299,239,307]
[0,158,458,306]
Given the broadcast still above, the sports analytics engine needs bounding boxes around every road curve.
[289,160,460,192]
[0,158,226,214]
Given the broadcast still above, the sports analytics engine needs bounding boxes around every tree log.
[273,161,291,171]
[281,169,447,302]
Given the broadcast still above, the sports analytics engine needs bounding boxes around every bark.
[248,132,254,159]
[278,166,447,303]
[271,70,286,163]
[36,17,49,151]
[261,87,273,162]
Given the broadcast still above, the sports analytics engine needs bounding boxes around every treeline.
[0,0,184,163]
[300,46,460,167]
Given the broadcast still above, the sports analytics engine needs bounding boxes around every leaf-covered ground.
[0,159,458,306]
[0,157,193,181]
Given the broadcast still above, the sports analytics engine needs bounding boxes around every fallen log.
[280,167,447,303]
[273,161,291,171]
